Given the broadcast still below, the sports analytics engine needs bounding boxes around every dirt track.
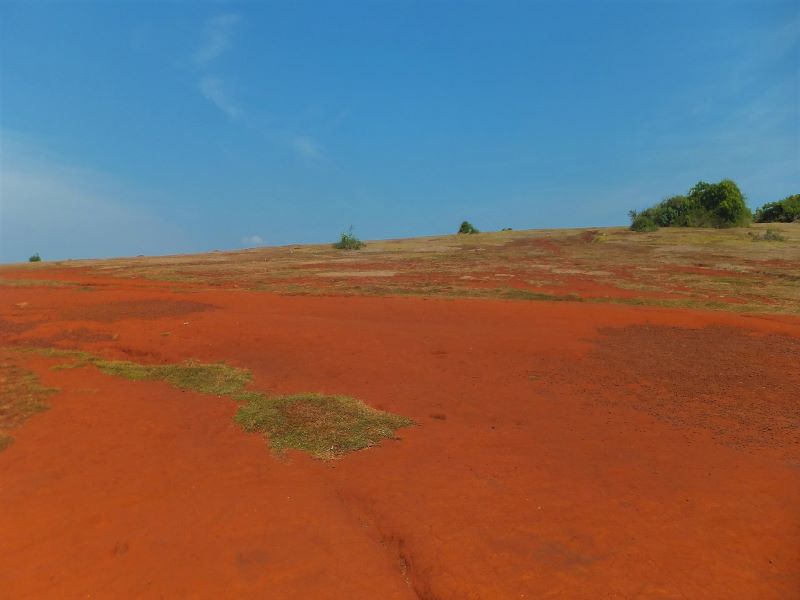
[1,262,799,597]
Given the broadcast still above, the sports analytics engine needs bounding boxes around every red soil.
[1,278,799,598]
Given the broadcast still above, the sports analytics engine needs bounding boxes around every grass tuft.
[502,289,583,302]
[94,359,252,396]
[231,390,268,403]
[5,346,414,459]
[0,360,58,451]
[235,393,414,459]
[749,228,787,242]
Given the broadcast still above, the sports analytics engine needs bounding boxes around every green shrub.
[690,180,751,227]
[629,211,659,232]
[629,179,752,230]
[334,227,365,250]
[28,253,41,262]
[754,194,800,223]
[458,221,479,234]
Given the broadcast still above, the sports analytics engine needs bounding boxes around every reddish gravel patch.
[34,327,117,345]
[0,319,39,335]
[574,325,800,458]
[59,299,214,322]
[1,277,799,598]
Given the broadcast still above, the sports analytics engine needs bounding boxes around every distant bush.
[754,194,800,223]
[628,211,659,232]
[629,179,752,231]
[458,221,479,234]
[334,227,365,250]
[749,228,786,242]
[501,227,513,231]
[28,253,41,262]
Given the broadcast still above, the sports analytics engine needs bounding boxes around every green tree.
[458,221,479,234]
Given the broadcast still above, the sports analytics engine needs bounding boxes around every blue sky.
[1,1,797,261]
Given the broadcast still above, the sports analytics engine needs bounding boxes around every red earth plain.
[1,225,798,598]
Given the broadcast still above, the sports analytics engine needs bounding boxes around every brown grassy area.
[3,224,799,314]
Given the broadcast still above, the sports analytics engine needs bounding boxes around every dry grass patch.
[235,393,414,459]
[94,359,252,396]
[0,358,57,450]
[0,278,76,288]
[19,347,413,459]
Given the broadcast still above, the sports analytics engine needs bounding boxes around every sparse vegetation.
[334,227,365,250]
[0,279,73,288]
[9,224,798,314]
[28,253,42,262]
[234,392,414,459]
[502,289,583,302]
[94,359,252,395]
[0,358,57,451]
[629,179,752,231]
[458,221,479,234]
[749,228,787,242]
[24,348,412,459]
[754,194,800,223]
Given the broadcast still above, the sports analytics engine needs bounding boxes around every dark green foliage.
[628,211,659,232]
[754,194,800,223]
[28,253,41,262]
[458,221,479,234]
[629,179,752,230]
[334,227,365,250]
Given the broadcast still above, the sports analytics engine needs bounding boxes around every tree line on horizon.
[629,179,799,232]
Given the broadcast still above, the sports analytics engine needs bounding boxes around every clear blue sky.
[1,1,797,261]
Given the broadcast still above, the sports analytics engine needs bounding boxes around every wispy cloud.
[191,15,244,119]
[292,136,324,159]
[194,14,241,65]
[187,15,329,159]
[199,76,242,119]
[240,235,264,246]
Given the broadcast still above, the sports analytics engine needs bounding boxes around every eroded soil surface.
[1,229,799,598]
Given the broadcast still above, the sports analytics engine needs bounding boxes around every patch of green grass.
[23,348,252,396]
[235,393,414,459]
[12,347,94,370]
[51,362,88,371]
[231,390,268,403]
[94,359,252,396]
[5,345,415,459]
[501,289,584,302]
[0,360,58,451]
[0,278,72,288]
[18,347,93,361]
